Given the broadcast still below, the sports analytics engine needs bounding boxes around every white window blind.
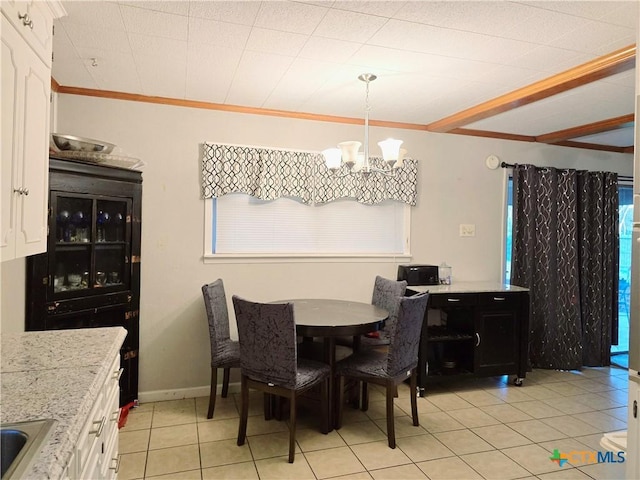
[210,194,408,255]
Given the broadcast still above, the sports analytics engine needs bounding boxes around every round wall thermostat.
[485,155,500,170]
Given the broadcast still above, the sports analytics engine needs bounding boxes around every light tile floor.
[118,367,630,479]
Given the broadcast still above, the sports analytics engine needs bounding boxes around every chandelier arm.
[368,167,396,177]
[327,165,396,178]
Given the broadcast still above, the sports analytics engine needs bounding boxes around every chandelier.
[322,73,405,176]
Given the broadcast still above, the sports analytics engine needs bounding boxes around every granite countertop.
[407,281,529,294]
[1,327,127,480]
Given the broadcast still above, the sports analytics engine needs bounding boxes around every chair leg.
[336,376,344,430]
[321,377,330,434]
[347,379,360,408]
[237,375,249,446]
[222,367,231,397]
[275,396,285,421]
[264,393,273,421]
[361,382,369,411]
[288,393,296,463]
[207,367,218,419]
[386,382,396,449]
[410,369,419,427]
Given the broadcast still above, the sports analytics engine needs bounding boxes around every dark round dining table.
[272,298,389,431]
[285,298,389,337]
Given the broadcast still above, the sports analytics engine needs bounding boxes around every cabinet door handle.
[475,333,481,347]
[89,416,105,437]
[18,12,34,29]
[447,298,460,302]
[13,187,29,195]
[493,297,506,301]
[110,409,120,422]
[109,457,120,472]
[112,368,124,381]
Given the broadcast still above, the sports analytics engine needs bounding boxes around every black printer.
[397,264,439,286]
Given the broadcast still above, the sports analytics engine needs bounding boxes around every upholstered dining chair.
[336,275,408,349]
[232,295,330,463]
[335,291,429,449]
[202,279,241,419]
[363,275,408,347]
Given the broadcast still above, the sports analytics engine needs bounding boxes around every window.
[201,143,416,261]
[204,194,410,260]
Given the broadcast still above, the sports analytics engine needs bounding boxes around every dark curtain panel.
[577,171,619,366]
[511,164,618,370]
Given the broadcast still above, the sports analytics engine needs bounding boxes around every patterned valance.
[201,143,418,206]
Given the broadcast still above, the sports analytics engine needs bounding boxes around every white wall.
[0,257,26,333]
[2,94,632,399]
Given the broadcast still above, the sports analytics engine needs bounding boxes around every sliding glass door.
[613,184,634,356]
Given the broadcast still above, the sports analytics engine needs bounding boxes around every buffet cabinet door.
[473,294,520,376]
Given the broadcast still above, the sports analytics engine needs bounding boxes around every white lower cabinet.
[102,381,121,479]
[68,352,122,480]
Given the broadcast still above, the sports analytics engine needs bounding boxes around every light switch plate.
[460,224,476,237]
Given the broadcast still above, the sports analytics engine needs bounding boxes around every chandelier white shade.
[322,74,405,175]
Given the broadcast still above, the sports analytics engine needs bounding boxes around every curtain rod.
[500,162,633,182]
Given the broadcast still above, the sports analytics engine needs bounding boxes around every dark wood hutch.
[26,156,141,406]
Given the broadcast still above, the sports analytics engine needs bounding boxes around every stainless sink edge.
[2,419,58,480]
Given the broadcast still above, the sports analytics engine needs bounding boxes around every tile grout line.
[120,367,630,480]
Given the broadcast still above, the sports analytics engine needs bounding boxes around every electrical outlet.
[460,224,476,237]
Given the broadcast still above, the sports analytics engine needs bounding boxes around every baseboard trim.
[138,382,241,404]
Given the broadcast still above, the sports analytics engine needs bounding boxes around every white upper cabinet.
[1,1,65,262]
[2,0,56,67]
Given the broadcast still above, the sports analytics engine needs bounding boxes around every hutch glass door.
[51,193,131,296]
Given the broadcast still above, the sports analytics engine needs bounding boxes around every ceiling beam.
[450,128,536,142]
[536,113,635,144]
[54,85,430,131]
[450,127,631,153]
[551,140,631,153]
[425,44,636,133]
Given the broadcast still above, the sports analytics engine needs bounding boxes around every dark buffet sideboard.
[26,157,141,407]
[407,282,530,395]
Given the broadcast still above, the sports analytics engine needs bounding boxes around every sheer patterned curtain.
[510,164,618,369]
[201,143,418,206]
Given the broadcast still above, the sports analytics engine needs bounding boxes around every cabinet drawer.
[101,386,120,479]
[429,293,477,308]
[76,388,105,475]
[101,430,119,480]
[1,1,53,66]
[477,293,521,308]
[105,353,122,404]
[104,378,120,438]
[79,440,102,480]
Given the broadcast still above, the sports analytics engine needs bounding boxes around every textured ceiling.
[51,1,638,151]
